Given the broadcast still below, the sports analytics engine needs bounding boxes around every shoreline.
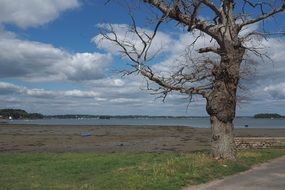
[1,124,285,153]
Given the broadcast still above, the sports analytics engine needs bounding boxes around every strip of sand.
[1,124,285,153]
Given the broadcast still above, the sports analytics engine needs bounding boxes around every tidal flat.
[1,124,285,153]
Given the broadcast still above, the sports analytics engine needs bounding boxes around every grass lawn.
[1,149,285,190]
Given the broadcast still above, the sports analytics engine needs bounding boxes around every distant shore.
[1,124,285,153]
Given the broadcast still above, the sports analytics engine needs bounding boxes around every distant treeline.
[7,109,284,120]
[0,109,205,120]
[0,109,44,119]
[254,113,285,119]
[45,115,200,119]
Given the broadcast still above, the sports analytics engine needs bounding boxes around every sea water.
[7,117,285,128]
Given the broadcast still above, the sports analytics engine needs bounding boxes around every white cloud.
[235,37,285,115]
[0,81,22,94]
[264,83,285,99]
[93,23,174,61]
[0,82,100,98]
[0,80,201,115]
[63,89,100,98]
[64,52,113,81]
[93,24,221,77]
[0,0,80,28]
[151,31,220,76]
[92,22,285,116]
[0,30,112,82]
[249,38,285,84]
[1,15,285,116]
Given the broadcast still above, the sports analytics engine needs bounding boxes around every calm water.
[7,117,285,128]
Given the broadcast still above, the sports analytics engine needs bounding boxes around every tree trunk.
[205,47,244,160]
[210,115,236,160]
[206,72,239,160]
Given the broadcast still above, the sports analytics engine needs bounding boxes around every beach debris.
[80,132,92,137]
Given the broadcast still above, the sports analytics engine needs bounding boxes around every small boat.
[80,132,92,137]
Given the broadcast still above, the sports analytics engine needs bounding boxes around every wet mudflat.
[1,124,285,153]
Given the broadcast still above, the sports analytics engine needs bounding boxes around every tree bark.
[210,115,236,160]
[206,86,237,160]
[204,46,244,159]
[206,88,237,160]
[205,58,241,159]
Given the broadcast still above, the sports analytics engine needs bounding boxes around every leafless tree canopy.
[100,0,285,159]
[100,0,284,100]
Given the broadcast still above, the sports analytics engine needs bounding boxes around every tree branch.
[239,1,285,29]
[143,0,222,42]
[201,0,223,19]
[139,67,208,97]
[198,46,221,54]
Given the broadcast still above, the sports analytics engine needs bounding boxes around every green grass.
[1,149,285,190]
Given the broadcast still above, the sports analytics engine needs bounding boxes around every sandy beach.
[1,124,285,153]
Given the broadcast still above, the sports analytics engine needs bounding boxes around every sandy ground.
[1,124,285,153]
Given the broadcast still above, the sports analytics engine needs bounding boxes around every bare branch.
[139,67,208,97]
[239,1,285,29]
[198,46,221,54]
[99,24,140,64]
[143,0,222,42]
[201,0,222,19]
[98,14,209,98]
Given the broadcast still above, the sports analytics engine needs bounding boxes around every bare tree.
[99,0,285,159]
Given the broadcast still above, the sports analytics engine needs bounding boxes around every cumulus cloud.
[92,22,285,115]
[0,0,80,28]
[0,11,284,116]
[0,82,100,99]
[0,30,112,82]
[0,80,200,115]
[0,82,22,95]
[234,37,285,114]
[264,83,285,99]
[247,38,285,86]
[93,23,174,61]
[93,24,221,78]
[64,53,113,81]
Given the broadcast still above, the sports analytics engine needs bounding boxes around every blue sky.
[0,0,285,116]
